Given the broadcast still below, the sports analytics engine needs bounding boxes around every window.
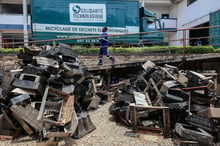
[1,4,31,14]
[187,0,197,6]
[161,14,169,19]
[147,19,161,30]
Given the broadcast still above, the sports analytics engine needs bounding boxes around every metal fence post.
[113,36,116,54]
[0,32,2,48]
[12,35,15,49]
[182,29,186,58]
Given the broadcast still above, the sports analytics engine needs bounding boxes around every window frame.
[161,14,169,19]
[187,0,197,6]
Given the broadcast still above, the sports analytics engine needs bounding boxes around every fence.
[0,25,220,56]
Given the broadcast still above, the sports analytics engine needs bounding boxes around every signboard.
[33,23,139,34]
[31,0,141,44]
[69,3,106,23]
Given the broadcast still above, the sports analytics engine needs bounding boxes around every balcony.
[143,0,182,6]
[0,14,31,31]
[160,18,177,31]
[143,0,172,6]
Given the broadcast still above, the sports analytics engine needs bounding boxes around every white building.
[0,0,31,48]
[0,0,220,47]
[143,0,220,46]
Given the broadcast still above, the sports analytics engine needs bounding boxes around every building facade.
[144,0,220,46]
[0,0,31,48]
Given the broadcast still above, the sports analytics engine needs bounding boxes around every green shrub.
[214,48,220,53]
[73,45,215,54]
[175,46,215,54]
[0,45,216,55]
[72,45,83,49]
[0,48,23,53]
[73,47,99,54]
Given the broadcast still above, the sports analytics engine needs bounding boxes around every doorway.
[189,22,209,46]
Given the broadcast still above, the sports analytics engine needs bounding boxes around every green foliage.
[52,41,56,47]
[73,47,99,54]
[0,46,216,55]
[175,46,215,54]
[109,47,140,53]
[0,48,23,53]
[72,45,215,54]
[72,45,83,49]
[214,48,220,53]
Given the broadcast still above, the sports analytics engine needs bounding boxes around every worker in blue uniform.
[98,27,115,65]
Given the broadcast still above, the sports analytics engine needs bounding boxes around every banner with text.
[69,3,106,23]
[32,23,139,35]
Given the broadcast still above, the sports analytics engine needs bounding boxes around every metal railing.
[0,25,220,56]
[160,18,177,30]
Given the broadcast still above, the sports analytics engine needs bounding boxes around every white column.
[186,29,190,46]
[0,31,2,48]
[141,0,145,7]
[23,0,28,47]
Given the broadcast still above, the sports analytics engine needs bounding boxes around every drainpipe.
[23,0,28,47]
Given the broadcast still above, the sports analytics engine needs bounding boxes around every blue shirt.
[100,32,108,47]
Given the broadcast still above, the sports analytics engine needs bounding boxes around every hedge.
[72,45,216,54]
[0,48,23,53]
[0,46,218,54]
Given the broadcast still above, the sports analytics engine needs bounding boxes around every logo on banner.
[72,5,80,14]
[69,3,106,23]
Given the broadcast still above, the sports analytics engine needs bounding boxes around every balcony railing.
[160,18,177,30]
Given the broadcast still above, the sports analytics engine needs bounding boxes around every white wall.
[164,32,178,46]
[170,0,220,46]
[0,14,31,25]
[177,0,215,28]
[170,4,178,18]
[145,5,171,18]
